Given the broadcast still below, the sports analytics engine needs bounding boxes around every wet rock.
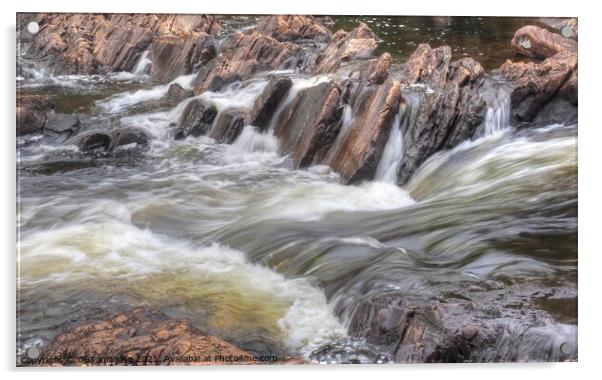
[39,306,254,366]
[500,27,578,126]
[165,83,194,107]
[16,95,55,136]
[511,25,577,59]
[23,14,220,77]
[70,130,112,152]
[313,23,379,73]
[396,44,486,185]
[253,15,330,42]
[150,34,216,83]
[274,81,343,167]
[109,127,152,151]
[193,32,300,94]
[249,76,293,130]
[348,280,578,362]
[42,113,82,143]
[367,53,392,85]
[176,99,218,139]
[326,79,402,182]
[539,18,578,40]
[210,109,249,144]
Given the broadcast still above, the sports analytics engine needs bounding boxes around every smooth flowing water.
[17,16,577,362]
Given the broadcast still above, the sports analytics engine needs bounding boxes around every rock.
[274,81,343,167]
[511,25,577,59]
[249,76,293,130]
[176,99,218,139]
[150,34,216,83]
[193,32,300,94]
[70,130,112,152]
[24,14,220,77]
[39,306,254,366]
[396,44,486,185]
[500,52,577,126]
[539,18,578,40]
[210,109,249,144]
[253,15,330,42]
[165,83,194,107]
[16,95,55,136]
[313,23,379,73]
[326,79,402,182]
[367,53,392,85]
[347,280,578,362]
[499,26,578,126]
[109,127,152,151]
[42,113,82,143]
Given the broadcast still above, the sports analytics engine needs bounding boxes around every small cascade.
[483,83,511,135]
[132,51,151,75]
[374,111,404,184]
[233,126,279,153]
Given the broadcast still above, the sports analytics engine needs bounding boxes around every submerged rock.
[176,99,218,139]
[396,44,486,185]
[109,127,152,151]
[500,25,578,126]
[70,130,112,152]
[275,81,343,167]
[16,95,55,136]
[39,306,254,366]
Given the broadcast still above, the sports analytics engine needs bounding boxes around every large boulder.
[499,26,578,126]
[253,15,330,42]
[16,95,55,136]
[109,127,152,151]
[274,81,343,167]
[510,25,577,59]
[165,83,194,107]
[70,130,112,152]
[38,306,254,366]
[396,44,486,185]
[193,32,300,94]
[175,99,218,139]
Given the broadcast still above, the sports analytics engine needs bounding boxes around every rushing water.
[17,17,577,363]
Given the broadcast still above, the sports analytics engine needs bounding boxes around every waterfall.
[374,112,403,184]
[132,51,151,75]
[483,84,511,135]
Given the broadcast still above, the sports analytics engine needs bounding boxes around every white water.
[374,112,404,184]
[132,50,151,75]
[483,85,511,135]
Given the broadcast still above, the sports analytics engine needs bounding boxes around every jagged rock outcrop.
[274,81,343,167]
[313,23,379,73]
[23,14,220,78]
[499,25,578,126]
[150,34,216,83]
[39,306,254,366]
[250,76,293,130]
[193,32,300,94]
[326,79,402,182]
[348,280,577,362]
[175,99,218,139]
[396,44,486,185]
[253,15,330,42]
[17,95,55,136]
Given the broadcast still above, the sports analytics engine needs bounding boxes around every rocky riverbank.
[17,14,578,364]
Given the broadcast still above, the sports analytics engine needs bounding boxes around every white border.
[2,1,598,379]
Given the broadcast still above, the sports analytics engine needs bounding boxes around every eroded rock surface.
[40,306,254,366]
[17,95,55,136]
[500,25,578,126]
[254,15,330,42]
[313,23,379,73]
[176,99,218,139]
